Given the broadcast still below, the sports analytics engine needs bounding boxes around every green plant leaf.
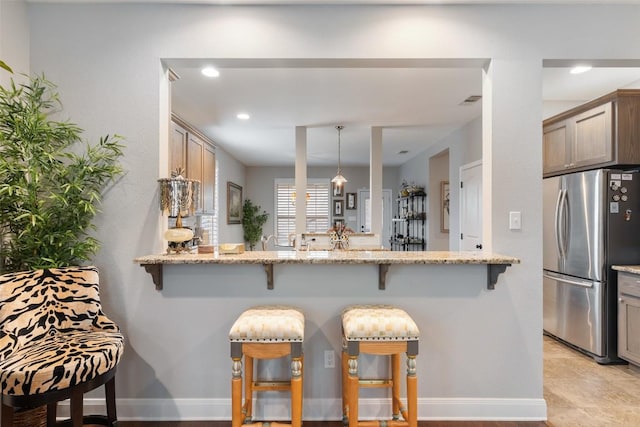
[0,74,125,273]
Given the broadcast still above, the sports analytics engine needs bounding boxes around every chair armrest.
[91,313,121,332]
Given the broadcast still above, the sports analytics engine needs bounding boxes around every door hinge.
[460,233,464,240]
[460,181,463,188]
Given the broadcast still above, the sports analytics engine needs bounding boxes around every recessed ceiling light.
[201,67,220,78]
[237,113,250,120]
[570,65,592,74]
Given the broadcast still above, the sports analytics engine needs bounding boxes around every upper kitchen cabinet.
[170,115,216,213]
[543,90,640,177]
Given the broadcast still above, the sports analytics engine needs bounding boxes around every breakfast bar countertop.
[134,250,520,292]
[134,250,519,265]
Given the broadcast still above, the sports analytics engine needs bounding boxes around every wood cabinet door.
[572,102,613,169]
[203,145,216,213]
[170,122,187,175]
[187,133,204,211]
[543,120,570,175]
[618,273,640,366]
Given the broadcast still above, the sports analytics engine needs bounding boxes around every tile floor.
[544,335,640,426]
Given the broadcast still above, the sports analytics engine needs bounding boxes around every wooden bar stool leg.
[406,355,417,427]
[244,355,254,423]
[291,356,303,427]
[347,355,359,427]
[391,353,401,420]
[342,348,349,424]
[231,357,243,427]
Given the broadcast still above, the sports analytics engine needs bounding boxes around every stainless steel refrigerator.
[543,168,640,364]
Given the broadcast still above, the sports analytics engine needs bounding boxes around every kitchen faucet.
[261,234,277,251]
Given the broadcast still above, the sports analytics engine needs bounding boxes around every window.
[275,179,330,245]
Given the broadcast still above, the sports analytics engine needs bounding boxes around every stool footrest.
[253,381,291,391]
[357,421,409,427]
[242,422,293,427]
[359,379,393,388]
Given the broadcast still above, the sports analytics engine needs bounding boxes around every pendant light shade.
[331,125,348,186]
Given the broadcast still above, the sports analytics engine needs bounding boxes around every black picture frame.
[346,192,357,210]
[332,182,344,197]
[333,199,344,217]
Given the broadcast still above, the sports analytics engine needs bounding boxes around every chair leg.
[47,402,57,427]
[347,355,359,427]
[232,357,243,427]
[406,355,417,427]
[244,355,254,423]
[70,387,84,427]
[391,353,401,420]
[342,349,349,423]
[105,375,117,424]
[2,403,14,427]
[291,356,303,427]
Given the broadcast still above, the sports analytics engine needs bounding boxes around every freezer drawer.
[543,271,605,356]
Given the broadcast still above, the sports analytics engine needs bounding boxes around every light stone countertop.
[134,250,520,291]
[134,250,519,266]
[612,265,640,275]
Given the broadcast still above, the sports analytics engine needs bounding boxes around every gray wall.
[216,146,246,244]
[19,1,640,420]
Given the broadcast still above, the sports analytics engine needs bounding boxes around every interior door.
[459,161,482,251]
[357,189,392,248]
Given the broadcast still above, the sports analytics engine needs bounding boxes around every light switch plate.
[509,211,521,230]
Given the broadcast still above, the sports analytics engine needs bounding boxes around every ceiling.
[168,62,640,168]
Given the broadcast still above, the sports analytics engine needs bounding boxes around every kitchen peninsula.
[135,250,519,291]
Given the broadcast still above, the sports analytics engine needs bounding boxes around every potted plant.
[242,199,269,251]
[0,72,124,273]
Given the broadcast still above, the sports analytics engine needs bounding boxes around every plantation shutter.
[275,180,330,245]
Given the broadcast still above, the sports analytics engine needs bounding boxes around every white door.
[460,161,483,251]
[357,189,392,248]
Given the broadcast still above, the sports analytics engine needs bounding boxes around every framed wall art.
[332,182,344,197]
[346,192,357,210]
[227,181,243,224]
[440,180,450,233]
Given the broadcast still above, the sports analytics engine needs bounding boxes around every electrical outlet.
[324,350,335,368]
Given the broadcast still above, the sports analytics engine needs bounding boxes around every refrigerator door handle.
[554,188,564,259]
[543,272,594,288]
[557,189,568,258]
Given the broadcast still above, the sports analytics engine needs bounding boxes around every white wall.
[23,2,640,421]
[0,0,29,86]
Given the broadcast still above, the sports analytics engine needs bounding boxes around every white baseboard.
[61,397,546,421]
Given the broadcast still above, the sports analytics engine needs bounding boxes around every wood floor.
[118,423,546,427]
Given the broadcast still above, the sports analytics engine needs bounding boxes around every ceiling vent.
[460,95,482,105]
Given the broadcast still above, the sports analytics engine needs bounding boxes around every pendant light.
[331,125,348,187]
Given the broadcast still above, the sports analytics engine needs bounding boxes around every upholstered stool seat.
[230,306,304,427]
[342,305,419,427]
[0,266,124,427]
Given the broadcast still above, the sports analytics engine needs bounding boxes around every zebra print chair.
[0,266,124,426]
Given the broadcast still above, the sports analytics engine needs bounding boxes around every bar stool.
[341,304,419,427]
[229,305,305,427]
